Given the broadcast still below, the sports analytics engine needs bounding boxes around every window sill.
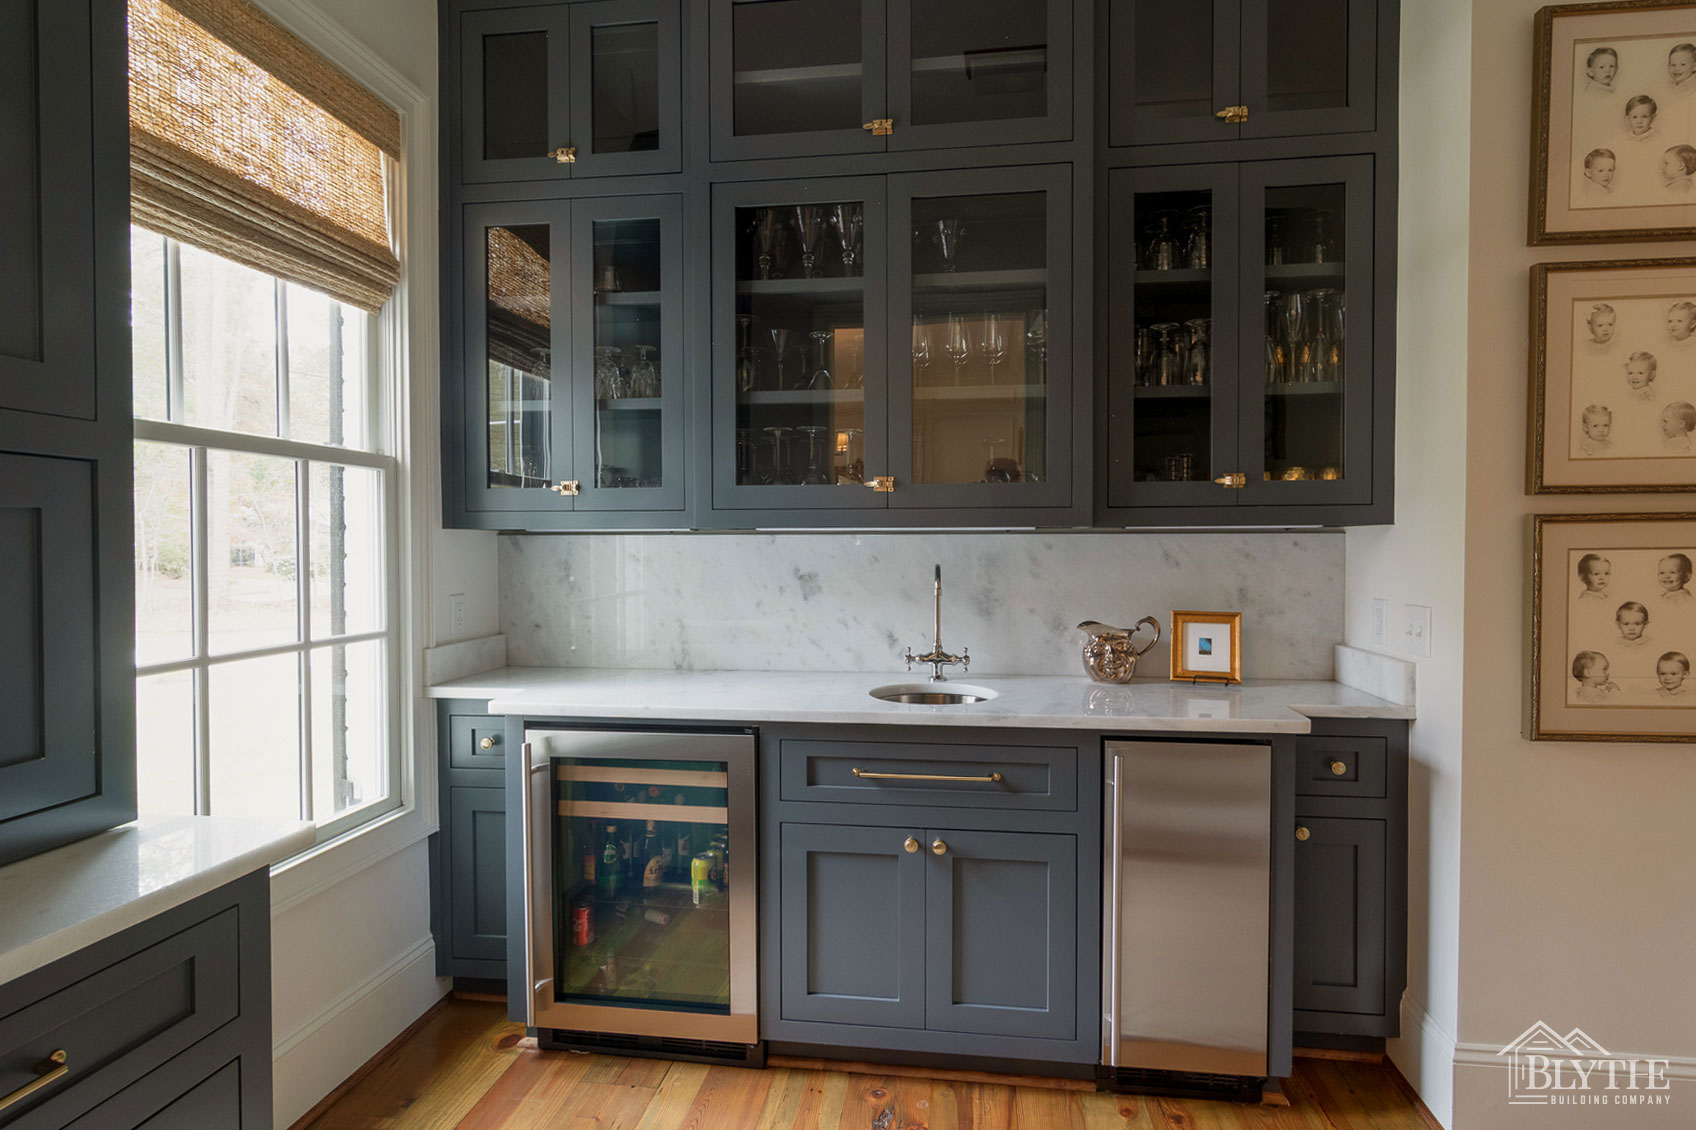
[268,802,437,916]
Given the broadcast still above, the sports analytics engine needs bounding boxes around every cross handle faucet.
[904,564,969,682]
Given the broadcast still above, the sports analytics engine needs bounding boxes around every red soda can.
[571,902,594,946]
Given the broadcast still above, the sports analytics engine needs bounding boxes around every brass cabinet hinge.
[1213,473,1247,489]
[865,475,896,493]
[1214,105,1250,124]
[549,146,577,163]
[861,118,894,135]
[551,479,581,496]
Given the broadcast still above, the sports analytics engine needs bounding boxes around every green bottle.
[599,824,621,899]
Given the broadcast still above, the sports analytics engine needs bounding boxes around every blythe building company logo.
[1498,1021,1673,1107]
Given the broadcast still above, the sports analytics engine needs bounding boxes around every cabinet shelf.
[1133,268,1211,286]
[597,397,664,412]
[595,290,663,307]
[914,383,1048,402]
[736,277,865,297]
[739,389,866,407]
[1266,262,1346,284]
[732,61,862,86]
[1266,381,1342,397]
[913,268,1048,292]
[1133,385,1212,399]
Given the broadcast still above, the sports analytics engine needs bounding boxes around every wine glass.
[977,312,1008,386]
[793,205,827,279]
[806,329,834,391]
[933,219,966,273]
[911,321,934,387]
[630,345,659,398]
[594,345,623,400]
[1025,308,1048,379]
[1263,292,1284,385]
[767,328,795,389]
[1324,292,1346,381]
[1151,322,1182,387]
[749,209,780,281]
[836,329,864,389]
[1183,205,1211,270]
[1265,213,1287,267]
[1278,292,1307,384]
[943,313,972,385]
[837,426,864,483]
[758,425,791,484]
[1143,210,1180,271]
[829,203,863,276]
[798,425,833,484]
[1182,318,1210,387]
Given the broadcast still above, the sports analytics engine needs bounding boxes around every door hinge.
[1214,105,1250,124]
[861,118,894,136]
[865,475,896,493]
[1213,473,1247,489]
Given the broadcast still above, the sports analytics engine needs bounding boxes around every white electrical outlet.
[1404,603,1432,658]
[1371,598,1389,646]
[449,593,467,637]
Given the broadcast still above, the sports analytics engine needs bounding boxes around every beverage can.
[571,903,594,946]
[691,853,713,905]
[703,844,725,887]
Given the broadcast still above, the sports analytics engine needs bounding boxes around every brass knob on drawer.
[1329,759,1346,776]
[480,737,496,750]
[931,839,948,856]
[904,836,919,854]
[1295,825,1311,842]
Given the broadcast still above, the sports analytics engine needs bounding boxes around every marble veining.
[0,815,314,987]
[424,634,508,685]
[1334,644,1418,707]
[500,531,1345,679]
[426,667,1415,731]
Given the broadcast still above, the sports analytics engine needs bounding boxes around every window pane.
[135,441,194,664]
[310,640,386,820]
[180,243,279,436]
[310,463,384,638]
[136,670,195,816]
[132,228,169,420]
[286,284,369,449]
[209,653,302,821]
[206,450,299,654]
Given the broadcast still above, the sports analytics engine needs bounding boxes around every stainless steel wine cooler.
[520,728,758,1049]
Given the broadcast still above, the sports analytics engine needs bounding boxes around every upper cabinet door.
[460,7,573,183]
[462,201,577,514]
[0,1,97,418]
[567,0,682,178]
[887,165,1072,511]
[1108,0,1241,148]
[709,0,888,161]
[1234,155,1375,507]
[885,0,1071,151]
[568,194,686,512]
[1238,0,1376,139]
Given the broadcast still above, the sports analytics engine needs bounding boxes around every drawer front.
[0,910,241,1128]
[65,1058,243,1130]
[1295,735,1387,799]
[779,740,1078,812]
[449,712,505,771]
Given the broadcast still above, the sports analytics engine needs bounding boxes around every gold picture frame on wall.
[1531,1,1696,244]
[1529,512,1696,741]
[1529,258,1696,492]
[1169,611,1243,685]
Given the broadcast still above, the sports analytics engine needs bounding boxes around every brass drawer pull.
[904,836,920,854]
[480,736,496,751]
[931,838,948,856]
[1329,759,1347,776]
[0,1050,68,1113]
[852,767,1004,783]
[1295,825,1311,842]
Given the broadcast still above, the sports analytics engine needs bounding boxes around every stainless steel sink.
[869,683,998,706]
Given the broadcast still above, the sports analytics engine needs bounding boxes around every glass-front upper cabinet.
[460,195,684,523]
[458,0,680,183]
[712,177,889,513]
[1108,0,1376,146]
[888,166,1071,510]
[709,0,1069,161]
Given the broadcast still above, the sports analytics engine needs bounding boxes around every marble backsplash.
[499,531,1345,680]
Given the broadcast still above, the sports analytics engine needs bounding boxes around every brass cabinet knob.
[1295,825,1311,842]
[480,737,496,750]
[931,838,948,856]
[903,836,919,854]
[1329,759,1346,776]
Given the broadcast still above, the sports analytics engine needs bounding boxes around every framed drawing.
[1531,1,1696,244]
[1530,258,1696,492]
[1169,610,1242,685]
[1530,512,1696,741]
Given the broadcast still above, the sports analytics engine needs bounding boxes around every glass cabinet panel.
[570,0,681,177]
[1109,0,1238,146]
[482,32,551,161]
[460,8,571,183]
[1240,0,1375,138]
[716,0,881,158]
[481,220,562,499]
[890,0,1069,148]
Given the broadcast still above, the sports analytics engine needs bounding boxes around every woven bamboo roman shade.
[128,0,402,312]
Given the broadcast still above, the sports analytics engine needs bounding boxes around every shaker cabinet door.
[566,0,682,179]
[1238,0,1377,139]
[778,822,926,1029]
[1107,0,1241,148]
[458,7,574,184]
[449,787,510,966]
[1292,816,1386,1017]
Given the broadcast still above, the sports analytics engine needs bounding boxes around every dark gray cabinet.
[712,165,1079,524]
[0,0,134,866]
[452,193,687,529]
[1107,0,1379,147]
[431,701,509,982]
[1292,815,1385,1018]
[454,0,681,183]
[709,0,1071,162]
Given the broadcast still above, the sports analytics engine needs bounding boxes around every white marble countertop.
[426,667,1414,731]
[0,815,314,988]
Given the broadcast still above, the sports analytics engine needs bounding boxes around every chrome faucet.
[904,564,969,682]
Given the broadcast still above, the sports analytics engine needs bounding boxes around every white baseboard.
[1389,991,1458,1130]
[272,934,449,1128]
[1455,1039,1696,1083]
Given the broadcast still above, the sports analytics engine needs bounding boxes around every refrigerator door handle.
[1103,749,1122,1067]
[520,743,552,1028]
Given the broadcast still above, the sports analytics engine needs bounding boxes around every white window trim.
[227,0,442,914]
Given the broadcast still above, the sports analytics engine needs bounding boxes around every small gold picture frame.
[1169,611,1243,685]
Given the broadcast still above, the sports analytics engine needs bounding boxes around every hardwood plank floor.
[297,1000,1432,1130]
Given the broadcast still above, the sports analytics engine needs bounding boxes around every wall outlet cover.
[1404,603,1432,658]
[1371,597,1389,646]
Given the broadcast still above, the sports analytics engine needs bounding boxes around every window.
[132,228,401,839]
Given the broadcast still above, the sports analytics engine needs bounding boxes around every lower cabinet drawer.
[779,739,1079,812]
[66,1059,244,1130]
[0,910,241,1127]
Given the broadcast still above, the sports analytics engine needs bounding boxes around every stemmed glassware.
[757,425,791,484]
[767,327,795,389]
[793,205,827,280]
[828,204,863,277]
[1265,214,1287,266]
[797,425,832,484]
[933,219,966,273]
[837,427,864,483]
[1182,317,1210,387]
[1142,211,1180,270]
[1263,291,1284,385]
[943,313,972,385]
[750,209,781,280]
[1278,291,1307,384]
[806,329,834,391]
[594,345,624,400]
[1025,308,1048,380]
[912,321,934,387]
[1323,291,1346,381]
[1183,205,1211,270]
[629,345,659,398]
[1151,322,1181,386]
[977,312,1008,386]
[1309,210,1337,265]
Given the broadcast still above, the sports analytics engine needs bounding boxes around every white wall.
[1343,3,1472,1125]
[1453,3,1696,1126]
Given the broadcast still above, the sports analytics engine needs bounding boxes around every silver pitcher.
[1076,617,1161,684]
